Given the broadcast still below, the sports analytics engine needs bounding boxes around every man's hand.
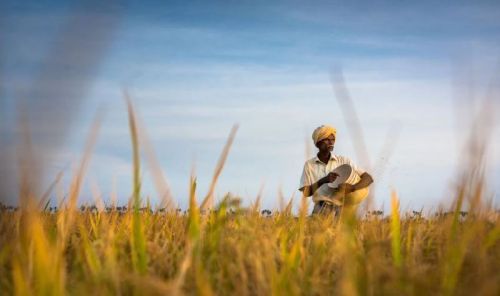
[320,172,339,185]
[337,183,355,194]
[300,172,341,198]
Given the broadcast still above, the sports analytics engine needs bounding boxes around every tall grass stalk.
[126,95,148,275]
[200,124,239,212]
[390,191,402,269]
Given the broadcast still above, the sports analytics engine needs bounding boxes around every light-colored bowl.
[319,164,369,206]
[327,164,354,189]
[313,164,369,206]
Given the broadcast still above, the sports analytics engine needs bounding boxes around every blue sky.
[1,0,499,212]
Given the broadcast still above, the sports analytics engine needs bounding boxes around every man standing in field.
[299,125,373,216]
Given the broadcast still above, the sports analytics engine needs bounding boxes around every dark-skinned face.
[315,134,335,153]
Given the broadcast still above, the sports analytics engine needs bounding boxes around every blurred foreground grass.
[0,199,499,295]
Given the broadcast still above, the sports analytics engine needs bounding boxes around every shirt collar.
[314,154,337,163]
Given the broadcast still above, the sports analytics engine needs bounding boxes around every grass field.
[0,101,498,295]
[1,197,499,295]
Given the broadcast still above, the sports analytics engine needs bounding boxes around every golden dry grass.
[1,200,499,295]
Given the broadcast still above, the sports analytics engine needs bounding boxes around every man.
[299,124,373,216]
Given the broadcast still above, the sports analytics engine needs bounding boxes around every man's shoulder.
[334,155,354,164]
[334,155,367,174]
[303,157,318,168]
[304,155,351,164]
[333,154,347,161]
[304,156,315,163]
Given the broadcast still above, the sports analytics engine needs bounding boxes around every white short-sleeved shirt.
[299,154,365,204]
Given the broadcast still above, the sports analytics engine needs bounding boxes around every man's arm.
[300,172,339,197]
[337,172,374,194]
[352,172,373,191]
